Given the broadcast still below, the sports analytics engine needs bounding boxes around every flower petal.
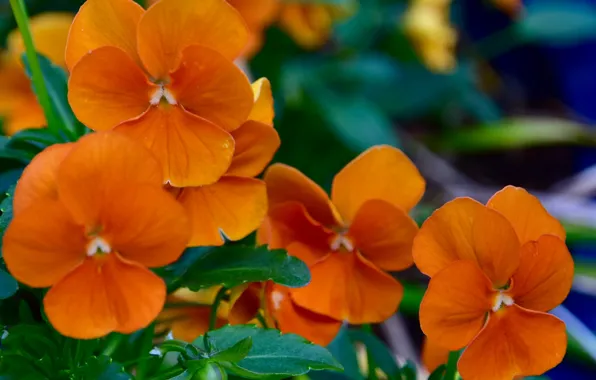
[422,338,450,373]
[65,0,143,71]
[3,199,86,288]
[177,176,267,247]
[136,0,248,79]
[264,163,339,227]
[486,186,565,244]
[260,202,333,265]
[291,252,403,323]
[168,45,253,132]
[331,145,425,223]
[13,143,73,216]
[508,235,574,312]
[349,199,418,271]
[472,206,521,288]
[44,253,166,339]
[419,260,493,350]
[248,78,274,125]
[412,197,485,277]
[68,46,152,131]
[229,283,262,325]
[266,283,342,346]
[8,12,72,68]
[102,184,190,268]
[458,305,567,380]
[115,106,234,187]
[57,131,163,226]
[227,121,280,177]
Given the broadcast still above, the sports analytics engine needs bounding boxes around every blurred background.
[2,0,596,378]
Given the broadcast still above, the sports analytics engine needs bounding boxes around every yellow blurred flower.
[278,0,356,49]
[0,13,73,136]
[403,0,456,73]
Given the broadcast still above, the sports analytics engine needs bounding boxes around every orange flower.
[421,337,449,373]
[413,186,574,379]
[3,132,190,339]
[0,13,73,135]
[278,1,356,49]
[259,146,425,324]
[227,0,279,57]
[157,284,262,342]
[66,0,255,187]
[263,282,342,346]
[172,78,280,246]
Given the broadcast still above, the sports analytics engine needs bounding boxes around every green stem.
[8,0,60,137]
[256,312,268,328]
[444,351,460,380]
[147,365,185,380]
[101,334,125,357]
[203,287,228,350]
[361,324,378,380]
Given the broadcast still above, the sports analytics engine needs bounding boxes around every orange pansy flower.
[157,284,262,342]
[227,0,280,57]
[278,1,355,49]
[3,132,190,339]
[259,146,425,324]
[66,0,254,187]
[413,186,573,379]
[421,337,449,373]
[263,281,342,346]
[0,13,73,135]
[172,78,280,246]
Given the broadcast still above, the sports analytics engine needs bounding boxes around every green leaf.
[209,337,253,363]
[181,245,310,289]
[7,127,63,153]
[315,92,399,151]
[429,117,596,153]
[73,356,131,380]
[517,1,596,44]
[427,364,446,380]
[348,330,400,378]
[309,325,361,380]
[21,53,86,141]
[193,325,342,379]
[0,269,17,299]
[398,361,417,380]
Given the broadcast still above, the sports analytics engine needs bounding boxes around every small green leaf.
[181,245,310,289]
[428,364,446,380]
[209,337,253,363]
[517,1,596,44]
[193,325,342,379]
[21,53,86,141]
[0,269,17,299]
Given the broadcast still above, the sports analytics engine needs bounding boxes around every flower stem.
[444,350,460,380]
[203,287,228,350]
[8,0,61,138]
[101,334,126,357]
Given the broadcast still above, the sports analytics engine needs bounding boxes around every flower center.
[150,85,177,106]
[330,232,354,252]
[492,291,514,312]
[271,290,284,310]
[86,237,111,257]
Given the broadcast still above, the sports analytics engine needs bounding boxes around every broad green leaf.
[21,53,86,141]
[310,325,361,380]
[181,245,310,289]
[314,91,399,151]
[0,269,17,299]
[194,325,342,379]
[427,364,446,380]
[429,117,596,153]
[7,127,63,153]
[73,356,131,380]
[348,330,400,378]
[517,1,596,44]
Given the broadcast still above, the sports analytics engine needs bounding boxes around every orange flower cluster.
[258,146,426,344]
[414,186,574,379]
[0,13,72,135]
[4,132,190,338]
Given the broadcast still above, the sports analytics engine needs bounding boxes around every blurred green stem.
[444,351,460,380]
[9,0,60,138]
[101,334,125,356]
[202,287,228,350]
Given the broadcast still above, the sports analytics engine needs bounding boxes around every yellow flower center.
[492,291,514,312]
[150,85,177,106]
[86,237,111,257]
